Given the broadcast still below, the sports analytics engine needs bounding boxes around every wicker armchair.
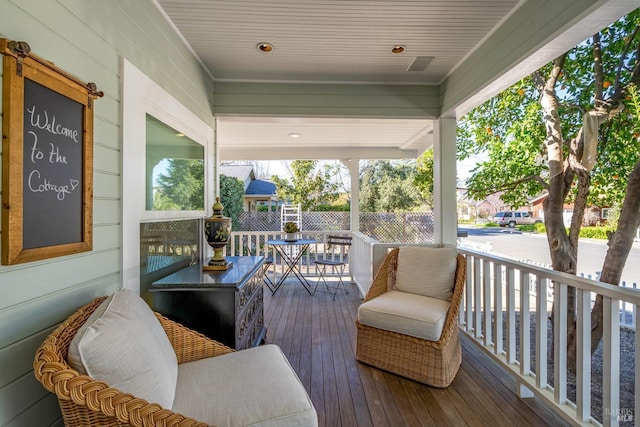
[33,296,233,427]
[355,247,466,387]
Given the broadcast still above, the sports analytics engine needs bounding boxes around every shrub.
[579,226,614,240]
[257,205,279,212]
[314,203,350,212]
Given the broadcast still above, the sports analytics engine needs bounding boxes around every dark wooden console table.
[150,256,266,350]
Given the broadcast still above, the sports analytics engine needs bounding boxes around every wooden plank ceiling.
[157,0,520,84]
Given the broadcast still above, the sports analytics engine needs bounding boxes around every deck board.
[263,280,567,426]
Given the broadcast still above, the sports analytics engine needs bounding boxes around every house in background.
[220,164,278,212]
[530,192,610,226]
[530,193,572,224]
[474,193,510,219]
[457,190,508,221]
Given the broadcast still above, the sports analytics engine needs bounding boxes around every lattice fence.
[237,211,434,243]
[360,212,434,243]
[237,212,281,231]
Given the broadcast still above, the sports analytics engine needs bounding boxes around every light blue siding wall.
[0,1,215,425]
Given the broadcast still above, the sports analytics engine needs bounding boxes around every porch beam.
[214,82,439,118]
[442,0,638,118]
[219,146,417,162]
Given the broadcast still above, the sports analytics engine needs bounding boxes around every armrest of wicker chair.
[435,253,466,348]
[363,247,399,302]
[155,312,234,364]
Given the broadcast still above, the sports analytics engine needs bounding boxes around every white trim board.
[121,59,214,293]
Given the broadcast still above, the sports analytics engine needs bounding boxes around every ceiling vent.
[407,56,434,72]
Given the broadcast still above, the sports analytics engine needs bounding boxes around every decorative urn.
[203,197,233,270]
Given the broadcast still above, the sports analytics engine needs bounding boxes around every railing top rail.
[458,247,640,304]
[351,231,378,243]
[351,231,442,248]
[232,230,352,236]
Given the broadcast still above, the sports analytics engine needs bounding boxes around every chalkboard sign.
[1,39,101,265]
[23,79,84,248]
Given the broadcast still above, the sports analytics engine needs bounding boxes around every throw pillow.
[68,288,178,408]
[394,246,457,301]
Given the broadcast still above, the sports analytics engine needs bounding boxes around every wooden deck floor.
[263,279,567,427]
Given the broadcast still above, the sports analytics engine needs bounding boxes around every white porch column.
[213,126,220,202]
[433,117,457,246]
[342,158,360,232]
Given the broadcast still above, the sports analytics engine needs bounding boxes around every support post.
[433,117,457,246]
[342,158,360,232]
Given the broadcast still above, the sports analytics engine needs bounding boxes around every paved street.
[458,226,640,287]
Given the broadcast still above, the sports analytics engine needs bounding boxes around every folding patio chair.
[313,235,352,299]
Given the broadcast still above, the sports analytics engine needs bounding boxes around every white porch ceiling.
[155,0,637,161]
[157,0,520,84]
[216,116,432,160]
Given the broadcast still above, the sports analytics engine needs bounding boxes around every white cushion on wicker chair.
[395,246,457,301]
[173,344,317,427]
[358,290,450,341]
[68,289,178,409]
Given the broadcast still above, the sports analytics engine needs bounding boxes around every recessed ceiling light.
[257,42,274,53]
[391,45,406,54]
[288,133,301,138]
[175,133,185,137]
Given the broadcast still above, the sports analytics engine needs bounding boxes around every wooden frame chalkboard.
[1,39,102,265]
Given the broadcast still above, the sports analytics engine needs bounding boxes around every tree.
[219,174,245,230]
[155,159,204,210]
[359,160,425,212]
[459,11,640,365]
[414,149,434,208]
[271,160,340,210]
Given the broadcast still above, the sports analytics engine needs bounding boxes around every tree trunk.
[585,160,640,352]
[539,58,577,276]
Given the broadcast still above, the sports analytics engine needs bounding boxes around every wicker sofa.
[355,246,466,387]
[34,289,317,427]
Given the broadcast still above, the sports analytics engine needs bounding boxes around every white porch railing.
[229,231,352,285]
[350,232,397,297]
[458,248,640,427]
[458,238,638,332]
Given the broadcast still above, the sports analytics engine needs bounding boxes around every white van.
[493,211,542,228]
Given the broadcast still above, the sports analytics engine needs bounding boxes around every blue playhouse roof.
[246,179,276,196]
